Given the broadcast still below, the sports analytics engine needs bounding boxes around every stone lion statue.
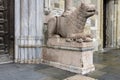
[47,2,96,42]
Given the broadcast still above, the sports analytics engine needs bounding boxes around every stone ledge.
[42,60,95,74]
[46,45,94,52]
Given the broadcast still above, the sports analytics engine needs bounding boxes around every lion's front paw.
[86,34,93,38]
[75,38,84,43]
[66,38,74,42]
[83,37,93,42]
[53,35,60,38]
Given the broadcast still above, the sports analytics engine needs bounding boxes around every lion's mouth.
[87,10,96,12]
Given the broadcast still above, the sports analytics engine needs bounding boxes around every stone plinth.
[42,38,95,74]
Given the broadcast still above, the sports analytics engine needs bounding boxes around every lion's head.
[79,3,96,18]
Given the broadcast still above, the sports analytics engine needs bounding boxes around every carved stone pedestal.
[42,38,95,74]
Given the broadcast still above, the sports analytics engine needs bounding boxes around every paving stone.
[0,63,75,80]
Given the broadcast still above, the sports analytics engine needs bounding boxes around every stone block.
[42,38,95,74]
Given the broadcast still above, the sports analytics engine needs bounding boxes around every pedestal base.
[42,38,95,74]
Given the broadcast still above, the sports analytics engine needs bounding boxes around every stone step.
[64,75,97,80]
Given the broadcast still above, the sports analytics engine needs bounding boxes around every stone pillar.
[15,0,43,63]
[117,0,120,47]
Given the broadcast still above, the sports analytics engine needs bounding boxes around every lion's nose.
[89,4,96,9]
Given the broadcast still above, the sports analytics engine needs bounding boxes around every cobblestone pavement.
[0,63,75,80]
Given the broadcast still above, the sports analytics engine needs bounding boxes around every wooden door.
[0,0,14,55]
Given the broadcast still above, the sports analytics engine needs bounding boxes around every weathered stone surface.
[43,38,95,74]
[42,47,95,74]
[47,2,96,42]
[43,0,95,74]
[64,75,96,80]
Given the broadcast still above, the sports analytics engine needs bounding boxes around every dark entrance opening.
[103,0,107,48]
[0,0,14,63]
[103,0,117,48]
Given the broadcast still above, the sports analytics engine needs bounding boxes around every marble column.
[15,0,43,63]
